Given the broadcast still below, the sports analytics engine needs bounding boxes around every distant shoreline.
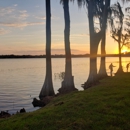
[0,54,130,59]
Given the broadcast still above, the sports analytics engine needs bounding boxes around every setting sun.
[122,49,127,54]
[121,47,129,54]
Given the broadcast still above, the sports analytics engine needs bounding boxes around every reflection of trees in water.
[54,72,65,81]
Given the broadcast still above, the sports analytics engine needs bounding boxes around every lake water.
[0,57,129,114]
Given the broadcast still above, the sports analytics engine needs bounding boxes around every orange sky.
[0,0,129,55]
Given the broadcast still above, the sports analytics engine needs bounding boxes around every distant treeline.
[0,53,130,59]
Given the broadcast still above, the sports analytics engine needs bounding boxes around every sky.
[0,0,130,55]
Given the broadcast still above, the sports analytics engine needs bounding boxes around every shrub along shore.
[0,73,130,130]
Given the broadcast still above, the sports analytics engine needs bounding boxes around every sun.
[121,46,129,54]
[121,49,128,54]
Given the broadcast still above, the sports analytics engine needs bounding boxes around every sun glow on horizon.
[121,47,130,54]
[122,49,128,54]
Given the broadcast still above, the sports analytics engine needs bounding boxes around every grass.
[0,73,130,130]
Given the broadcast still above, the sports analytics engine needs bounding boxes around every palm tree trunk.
[98,32,107,79]
[98,0,110,79]
[58,0,77,94]
[39,0,54,99]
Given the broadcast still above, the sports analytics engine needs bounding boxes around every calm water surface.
[0,57,129,114]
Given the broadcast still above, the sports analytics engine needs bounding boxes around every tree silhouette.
[110,2,124,74]
[98,0,110,79]
[39,0,55,99]
[58,0,77,94]
[79,0,110,89]
[124,14,130,49]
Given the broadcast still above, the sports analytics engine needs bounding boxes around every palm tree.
[77,0,110,89]
[98,0,110,79]
[58,0,77,94]
[39,0,55,99]
[84,0,101,88]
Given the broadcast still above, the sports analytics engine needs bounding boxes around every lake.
[0,57,129,114]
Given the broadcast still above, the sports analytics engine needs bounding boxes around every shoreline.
[0,54,130,59]
[0,73,130,129]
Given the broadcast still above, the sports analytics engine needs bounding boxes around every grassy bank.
[0,73,130,130]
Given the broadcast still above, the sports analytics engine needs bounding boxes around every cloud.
[0,7,15,16]
[18,12,29,20]
[35,15,59,20]
[0,28,10,35]
[0,6,29,23]
[0,6,45,28]
[14,4,17,7]
[35,16,46,20]
[0,22,45,28]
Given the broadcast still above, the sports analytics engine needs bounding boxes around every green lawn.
[0,73,130,130]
